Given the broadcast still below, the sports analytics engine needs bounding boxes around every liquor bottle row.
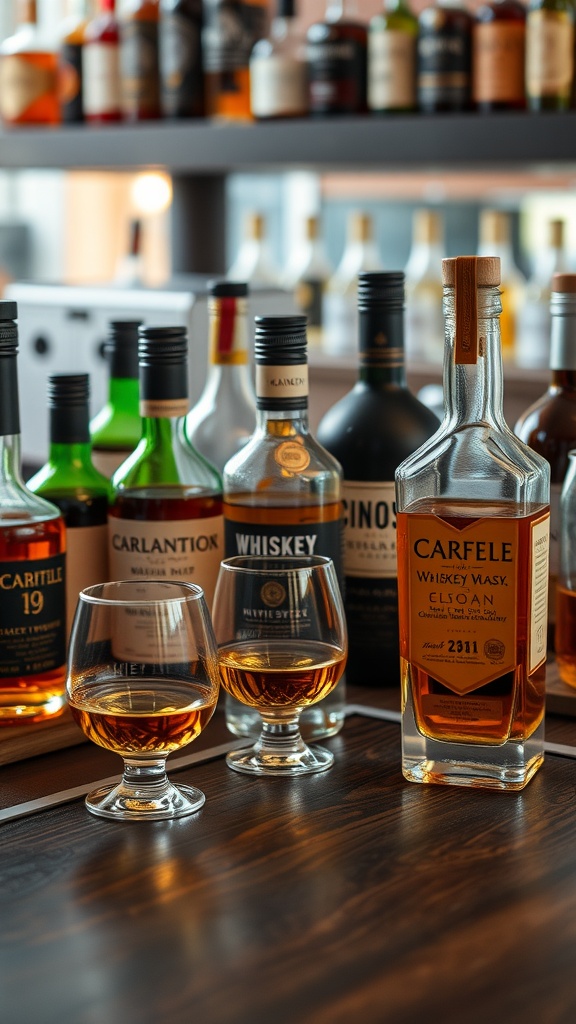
[1,0,574,128]
[232,206,569,368]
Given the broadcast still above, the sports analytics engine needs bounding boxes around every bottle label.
[203,1,267,73]
[210,296,249,365]
[342,481,397,577]
[368,29,416,110]
[526,11,574,97]
[472,22,525,104]
[308,36,366,112]
[274,441,311,473]
[0,55,57,122]
[256,364,308,400]
[120,19,160,113]
[398,510,549,693]
[83,42,121,116]
[224,516,343,586]
[250,55,308,117]
[59,42,83,121]
[159,9,203,114]
[0,554,66,677]
[66,524,109,638]
[109,514,224,609]
[140,398,190,417]
[417,27,471,105]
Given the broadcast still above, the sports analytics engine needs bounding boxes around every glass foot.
[85,781,206,821]
[226,742,334,777]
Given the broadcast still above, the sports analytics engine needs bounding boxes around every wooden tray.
[0,708,86,767]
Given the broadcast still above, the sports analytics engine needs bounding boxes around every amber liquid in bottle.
[472,0,526,111]
[203,0,268,119]
[110,487,222,526]
[555,587,576,685]
[218,639,346,708]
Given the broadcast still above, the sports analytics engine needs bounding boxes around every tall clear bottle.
[404,208,445,364]
[223,314,345,741]
[317,272,439,688]
[285,215,333,350]
[477,208,525,361]
[322,211,383,356]
[0,301,67,723]
[90,320,142,477]
[396,256,550,790]
[184,281,256,473]
[108,325,224,609]
[516,218,568,369]
[227,211,281,287]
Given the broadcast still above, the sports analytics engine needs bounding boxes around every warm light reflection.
[131,172,173,216]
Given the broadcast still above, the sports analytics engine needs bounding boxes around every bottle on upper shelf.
[525,0,574,111]
[158,0,204,119]
[284,214,333,350]
[477,208,525,361]
[0,0,60,127]
[90,319,142,477]
[184,280,256,473]
[417,0,472,113]
[368,0,418,115]
[404,208,445,365]
[322,210,383,357]
[222,313,345,741]
[306,0,368,115]
[202,0,269,120]
[516,217,569,369]
[227,211,281,287]
[317,272,439,689]
[472,0,526,112]
[0,301,67,724]
[515,273,576,648]
[28,374,112,639]
[83,0,122,122]
[119,0,161,121]
[249,0,308,120]
[58,0,92,123]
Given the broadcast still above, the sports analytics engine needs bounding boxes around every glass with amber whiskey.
[212,555,347,776]
[396,255,550,790]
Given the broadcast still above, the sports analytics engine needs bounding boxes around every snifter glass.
[212,555,347,776]
[67,580,220,821]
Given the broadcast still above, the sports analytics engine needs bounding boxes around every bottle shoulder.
[112,423,222,494]
[27,459,112,498]
[224,426,342,500]
[515,387,576,444]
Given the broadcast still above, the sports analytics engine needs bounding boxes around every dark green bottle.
[526,0,574,110]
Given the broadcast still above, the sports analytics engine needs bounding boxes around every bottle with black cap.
[108,325,224,609]
[317,272,439,687]
[28,374,112,638]
[0,301,67,722]
[90,320,142,478]
[223,313,345,740]
[184,281,256,473]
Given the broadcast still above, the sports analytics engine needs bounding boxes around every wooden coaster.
[0,708,86,767]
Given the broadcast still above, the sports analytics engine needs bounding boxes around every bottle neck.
[109,375,139,410]
[208,296,249,369]
[550,295,576,380]
[442,285,506,430]
[0,434,24,488]
[358,302,407,387]
[257,406,310,432]
[47,441,96,471]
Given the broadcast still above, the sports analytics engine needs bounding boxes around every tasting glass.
[67,580,220,821]
[212,555,347,776]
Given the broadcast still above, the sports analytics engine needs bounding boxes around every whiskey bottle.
[28,374,111,638]
[285,215,333,350]
[515,273,576,646]
[368,0,418,114]
[0,0,60,126]
[159,0,204,118]
[119,0,161,120]
[202,0,269,120]
[83,0,122,122]
[0,301,66,723]
[477,209,525,361]
[526,0,574,110]
[184,281,256,472]
[404,208,445,364]
[108,325,224,609]
[396,256,550,790]
[58,0,91,123]
[223,314,345,740]
[249,0,308,120]
[417,0,472,112]
[227,212,281,287]
[322,211,383,356]
[472,0,526,111]
[90,320,142,477]
[316,272,439,688]
[306,0,368,115]
[516,218,568,370]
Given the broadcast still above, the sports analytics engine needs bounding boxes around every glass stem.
[122,757,169,791]
[256,712,308,756]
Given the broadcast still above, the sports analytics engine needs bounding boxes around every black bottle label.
[417,24,471,108]
[307,36,367,113]
[159,9,204,117]
[225,518,343,584]
[59,42,83,122]
[0,554,66,677]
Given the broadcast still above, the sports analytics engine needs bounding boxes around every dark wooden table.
[3,682,576,1024]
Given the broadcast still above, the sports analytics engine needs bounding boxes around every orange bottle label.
[473,22,525,104]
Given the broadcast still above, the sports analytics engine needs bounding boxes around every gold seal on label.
[274,441,311,473]
[261,581,286,608]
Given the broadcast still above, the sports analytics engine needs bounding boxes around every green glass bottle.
[526,0,574,110]
[90,319,142,478]
[368,0,418,113]
[28,373,112,638]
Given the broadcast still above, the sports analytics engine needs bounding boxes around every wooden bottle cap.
[442,256,501,286]
[552,273,576,294]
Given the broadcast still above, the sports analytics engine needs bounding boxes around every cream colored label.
[140,398,189,418]
[83,42,121,115]
[526,11,574,94]
[343,481,397,577]
[368,31,416,110]
[256,364,308,400]
[108,514,224,610]
[529,514,550,672]
[91,448,135,479]
[473,22,525,103]
[250,56,308,117]
[0,56,56,121]
[66,524,109,638]
[273,440,311,473]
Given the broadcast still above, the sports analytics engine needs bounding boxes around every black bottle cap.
[106,320,141,379]
[254,315,308,365]
[358,272,405,311]
[208,280,249,298]
[138,325,188,403]
[0,301,18,436]
[0,300,18,355]
[48,374,90,444]
[278,0,296,17]
[48,373,90,406]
